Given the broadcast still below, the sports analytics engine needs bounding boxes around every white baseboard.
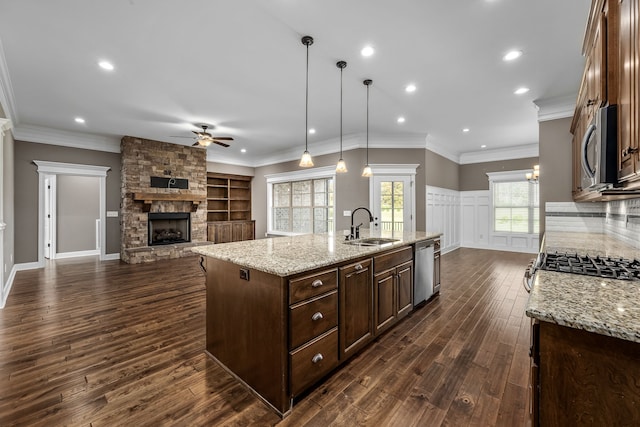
[55,249,100,259]
[461,243,537,254]
[0,265,17,309]
[15,261,44,271]
[102,253,120,261]
[441,244,460,255]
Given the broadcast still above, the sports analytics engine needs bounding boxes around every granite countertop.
[192,230,441,277]
[526,231,640,343]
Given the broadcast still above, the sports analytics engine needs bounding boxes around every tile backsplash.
[545,200,640,250]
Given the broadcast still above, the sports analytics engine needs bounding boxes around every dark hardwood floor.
[0,248,533,426]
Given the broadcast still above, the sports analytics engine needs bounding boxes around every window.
[266,167,335,235]
[488,170,539,234]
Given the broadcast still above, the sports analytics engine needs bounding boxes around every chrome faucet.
[348,207,374,240]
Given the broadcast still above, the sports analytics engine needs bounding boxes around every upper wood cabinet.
[617,0,640,183]
[570,0,640,199]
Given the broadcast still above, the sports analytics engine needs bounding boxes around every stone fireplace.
[120,136,209,264]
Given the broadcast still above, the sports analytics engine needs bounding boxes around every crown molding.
[459,143,539,165]
[0,37,18,123]
[13,124,121,153]
[253,133,427,167]
[0,117,12,134]
[533,94,576,122]
[425,135,461,163]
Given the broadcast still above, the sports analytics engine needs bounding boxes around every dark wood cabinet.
[207,220,255,243]
[531,321,640,425]
[339,258,374,360]
[288,268,339,396]
[206,172,254,242]
[373,247,413,336]
[618,0,640,183]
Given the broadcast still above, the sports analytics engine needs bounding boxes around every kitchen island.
[192,230,440,417]
[526,232,640,425]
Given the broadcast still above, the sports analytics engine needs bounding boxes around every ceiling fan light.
[198,139,212,147]
[299,150,314,167]
[336,158,348,173]
[362,165,373,177]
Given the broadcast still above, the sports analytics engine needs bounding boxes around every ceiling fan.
[174,124,233,148]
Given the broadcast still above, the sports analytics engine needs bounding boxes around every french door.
[371,175,414,233]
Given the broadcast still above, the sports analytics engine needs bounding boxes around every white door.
[371,175,414,233]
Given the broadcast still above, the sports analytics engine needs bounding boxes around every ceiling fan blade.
[212,137,234,141]
[213,140,230,148]
[171,135,195,139]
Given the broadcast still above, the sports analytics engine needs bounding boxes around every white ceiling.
[0,0,590,166]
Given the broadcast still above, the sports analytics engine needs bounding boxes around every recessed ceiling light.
[241,148,247,153]
[462,128,470,133]
[74,117,85,124]
[503,50,523,61]
[397,117,406,123]
[514,87,530,95]
[481,144,487,148]
[361,45,375,57]
[405,84,417,93]
[308,128,316,134]
[98,60,114,71]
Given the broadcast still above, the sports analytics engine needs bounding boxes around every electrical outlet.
[343,210,351,217]
[107,211,119,217]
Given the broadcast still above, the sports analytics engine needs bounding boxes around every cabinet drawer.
[290,328,339,396]
[289,269,338,304]
[290,291,338,350]
[374,246,412,274]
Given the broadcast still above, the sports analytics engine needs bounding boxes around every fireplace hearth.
[148,212,191,246]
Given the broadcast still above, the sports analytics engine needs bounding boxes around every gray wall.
[425,150,460,191]
[56,175,100,253]
[1,105,14,296]
[253,147,426,239]
[539,117,573,234]
[459,157,540,191]
[14,141,121,263]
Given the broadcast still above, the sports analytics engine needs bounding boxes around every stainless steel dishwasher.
[413,239,435,307]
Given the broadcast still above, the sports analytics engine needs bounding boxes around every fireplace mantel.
[133,192,205,212]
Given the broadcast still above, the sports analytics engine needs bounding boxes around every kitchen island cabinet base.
[534,321,640,425]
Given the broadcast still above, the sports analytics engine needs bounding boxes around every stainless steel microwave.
[580,105,617,191]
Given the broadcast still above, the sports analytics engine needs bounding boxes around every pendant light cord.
[366,82,369,165]
[305,42,309,152]
[340,66,343,157]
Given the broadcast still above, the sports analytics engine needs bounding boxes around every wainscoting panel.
[426,186,460,254]
[460,191,490,248]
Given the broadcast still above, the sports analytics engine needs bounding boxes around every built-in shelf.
[206,172,254,243]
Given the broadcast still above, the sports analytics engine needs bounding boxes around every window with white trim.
[266,166,336,235]
[488,170,539,234]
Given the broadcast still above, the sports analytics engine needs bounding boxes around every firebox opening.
[148,212,191,246]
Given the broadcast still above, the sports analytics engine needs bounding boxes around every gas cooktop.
[540,252,640,281]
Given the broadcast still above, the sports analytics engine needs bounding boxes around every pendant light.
[362,79,373,177]
[299,35,314,168]
[335,60,348,173]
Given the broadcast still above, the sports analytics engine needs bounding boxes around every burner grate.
[540,252,640,281]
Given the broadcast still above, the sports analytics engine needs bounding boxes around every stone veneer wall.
[120,136,208,263]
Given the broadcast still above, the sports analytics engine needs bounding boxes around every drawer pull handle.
[311,312,324,321]
[312,353,324,364]
[311,279,323,288]
[355,264,363,271]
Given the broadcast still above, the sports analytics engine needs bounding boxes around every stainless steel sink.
[343,237,400,246]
